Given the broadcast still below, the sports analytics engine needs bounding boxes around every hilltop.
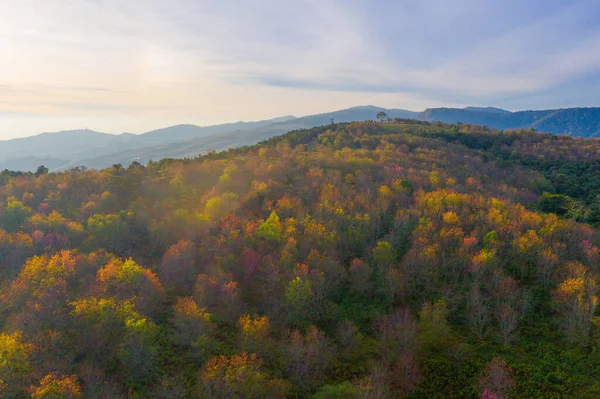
[1,120,600,397]
[2,105,600,172]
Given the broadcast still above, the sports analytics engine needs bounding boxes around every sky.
[2,0,600,139]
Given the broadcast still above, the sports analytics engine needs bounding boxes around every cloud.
[0,0,599,137]
[205,0,600,100]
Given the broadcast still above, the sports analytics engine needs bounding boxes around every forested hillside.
[2,121,600,398]
[5,105,600,173]
[0,106,415,172]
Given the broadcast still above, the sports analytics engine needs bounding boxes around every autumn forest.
[2,120,600,398]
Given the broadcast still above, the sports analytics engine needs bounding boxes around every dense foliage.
[1,121,600,398]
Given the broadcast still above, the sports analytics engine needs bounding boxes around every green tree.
[86,212,131,253]
[257,211,282,243]
[0,332,32,397]
[34,165,49,177]
[1,200,34,232]
[417,299,453,353]
[539,192,574,216]
[285,276,314,327]
[312,381,356,398]
[118,317,160,390]
[376,111,388,122]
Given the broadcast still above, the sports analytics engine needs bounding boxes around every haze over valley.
[3,105,600,172]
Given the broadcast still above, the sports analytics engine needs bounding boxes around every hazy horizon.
[0,103,585,141]
[3,0,600,139]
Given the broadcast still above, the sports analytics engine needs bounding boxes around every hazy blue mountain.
[462,107,510,114]
[3,105,600,172]
[68,106,420,169]
[0,117,297,171]
[423,107,600,136]
[136,116,296,145]
[0,129,134,162]
[0,157,69,172]
[290,105,419,125]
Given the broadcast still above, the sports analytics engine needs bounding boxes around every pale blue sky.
[2,0,600,138]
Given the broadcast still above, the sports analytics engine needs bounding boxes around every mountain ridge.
[422,106,600,136]
[3,105,600,172]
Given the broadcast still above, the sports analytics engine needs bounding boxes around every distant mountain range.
[421,107,600,136]
[2,105,600,172]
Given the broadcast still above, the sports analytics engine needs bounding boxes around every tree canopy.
[1,120,600,397]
